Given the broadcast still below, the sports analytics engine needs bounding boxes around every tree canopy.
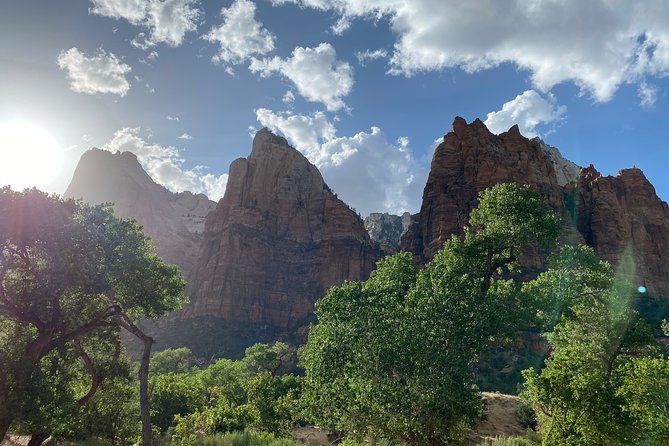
[0,187,186,441]
[300,183,561,445]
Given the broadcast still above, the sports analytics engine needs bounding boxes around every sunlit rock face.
[565,165,669,297]
[402,117,669,300]
[364,211,411,255]
[64,148,216,280]
[401,117,577,269]
[185,129,379,328]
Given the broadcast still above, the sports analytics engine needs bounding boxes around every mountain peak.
[251,128,290,157]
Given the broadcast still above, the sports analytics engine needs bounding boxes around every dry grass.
[466,392,526,444]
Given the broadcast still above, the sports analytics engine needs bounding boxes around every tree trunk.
[0,417,11,442]
[139,334,153,446]
[115,314,154,446]
[27,433,49,446]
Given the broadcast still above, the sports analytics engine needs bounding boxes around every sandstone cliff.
[401,117,572,268]
[64,149,216,280]
[402,117,669,299]
[185,129,379,328]
[566,165,669,297]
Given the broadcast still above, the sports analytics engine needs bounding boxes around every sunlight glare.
[0,121,63,190]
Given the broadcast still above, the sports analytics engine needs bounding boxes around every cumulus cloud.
[484,90,566,138]
[177,133,193,140]
[270,0,669,103]
[89,0,146,23]
[256,108,427,215]
[355,48,387,66]
[57,48,131,96]
[102,127,228,200]
[89,0,201,48]
[250,43,353,111]
[204,0,275,65]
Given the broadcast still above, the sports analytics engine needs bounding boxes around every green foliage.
[301,184,560,445]
[151,372,207,433]
[152,347,196,375]
[0,188,186,437]
[616,355,669,442]
[79,376,140,446]
[188,430,301,446]
[171,343,300,443]
[522,245,659,445]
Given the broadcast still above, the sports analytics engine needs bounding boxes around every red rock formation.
[402,117,572,267]
[402,117,669,299]
[566,165,669,296]
[185,129,379,328]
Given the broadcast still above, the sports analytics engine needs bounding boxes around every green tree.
[522,245,656,445]
[151,372,206,433]
[0,188,185,444]
[151,347,195,375]
[301,183,560,445]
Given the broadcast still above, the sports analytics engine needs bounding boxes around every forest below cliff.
[2,183,669,446]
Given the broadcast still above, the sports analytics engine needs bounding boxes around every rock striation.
[364,211,411,255]
[64,149,216,280]
[185,129,379,328]
[402,117,669,299]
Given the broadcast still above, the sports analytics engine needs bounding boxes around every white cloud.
[89,0,201,48]
[282,90,295,104]
[355,48,387,66]
[167,115,180,121]
[102,127,228,200]
[250,43,354,111]
[638,81,658,108]
[256,108,427,215]
[204,0,275,65]
[270,0,669,103]
[177,132,193,140]
[57,47,131,96]
[484,90,566,138]
[148,51,159,60]
[89,0,146,24]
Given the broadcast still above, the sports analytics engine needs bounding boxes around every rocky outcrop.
[185,129,379,328]
[566,165,669,297]
[364,212,411,254]
[535,138,581,186]
[401,117,573,268]
[64,149,216,280]
[402,117,669,299]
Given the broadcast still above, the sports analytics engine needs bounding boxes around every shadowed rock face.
[402,117,669,299]
[64,148,215,280]
[185,129,379,328]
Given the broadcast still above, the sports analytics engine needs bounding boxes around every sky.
[1,0,669,216]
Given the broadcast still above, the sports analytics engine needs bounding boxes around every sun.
[0,121,64,190]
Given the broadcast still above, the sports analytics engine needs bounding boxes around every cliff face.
[566,165,669,297]
[401,117,571,268]
[186,129,379,328]
[64,149,216,280]
[402,117,669,299]
[364,211,411,255]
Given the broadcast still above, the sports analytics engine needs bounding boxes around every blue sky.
[1,0,668,216]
